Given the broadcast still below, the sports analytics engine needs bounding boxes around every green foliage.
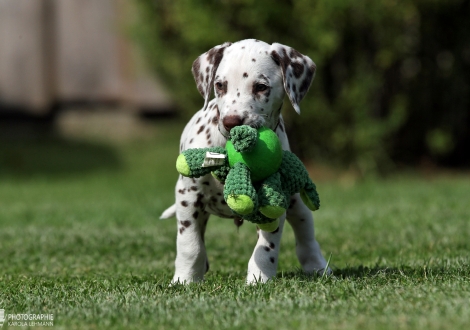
[132,0,470,174]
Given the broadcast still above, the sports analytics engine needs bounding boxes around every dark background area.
[133,0,470,175]
[1,0,469,177]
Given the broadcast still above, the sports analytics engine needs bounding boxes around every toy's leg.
[247,214,286,284]
[224,162,257,215]
[176,147,226,178]
[258,172,288,219]
[173,176,211,284]
[300,179,320,211]
[286,194,331,276]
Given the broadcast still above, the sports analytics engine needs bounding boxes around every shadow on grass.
[276,263,467,282]
[0,119,121,179]
[333,264,468,279]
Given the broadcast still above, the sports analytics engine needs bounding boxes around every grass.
[1,118,469,329]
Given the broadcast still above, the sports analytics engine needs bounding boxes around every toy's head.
[225,127,282,182]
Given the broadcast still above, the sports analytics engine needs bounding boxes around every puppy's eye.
[215,82,223,90]
[255,84,268,92]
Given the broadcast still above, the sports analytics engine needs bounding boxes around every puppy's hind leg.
[286,194,330,276]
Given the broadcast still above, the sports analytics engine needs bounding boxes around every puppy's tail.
[160,204,176,219]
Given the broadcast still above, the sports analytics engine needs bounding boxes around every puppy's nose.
[222,115,243,131]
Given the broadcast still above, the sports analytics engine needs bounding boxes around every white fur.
[162,39,329,284]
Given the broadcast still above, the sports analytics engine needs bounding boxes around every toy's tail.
[160,204,176,219]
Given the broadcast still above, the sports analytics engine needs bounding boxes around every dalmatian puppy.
[161,39,329,284]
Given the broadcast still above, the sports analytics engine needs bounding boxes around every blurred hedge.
[133,0,470,175]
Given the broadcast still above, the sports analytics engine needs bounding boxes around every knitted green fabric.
[230,125,258,152]
[226,126,282,182]
[300,180,320,211]
[211,164,231,183]
[177,147,226,178]
[242,205,277,224]
[278,150,320,211]
[258,172,288,219]
[174,126,320,231]
[224,162,257,215]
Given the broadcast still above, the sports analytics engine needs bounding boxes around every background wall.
[0,0,173,115]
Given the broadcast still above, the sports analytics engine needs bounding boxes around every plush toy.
[176,125,320,232]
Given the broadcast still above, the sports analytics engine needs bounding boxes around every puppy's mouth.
[219,113,266,139]
[218,121,263,139]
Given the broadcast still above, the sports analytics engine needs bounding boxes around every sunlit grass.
[1,119,469,329]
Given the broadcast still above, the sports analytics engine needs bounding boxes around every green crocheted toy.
[176,125,320,232]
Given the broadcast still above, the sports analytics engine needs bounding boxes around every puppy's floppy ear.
[192,42,232,110]
[270,43,316,114]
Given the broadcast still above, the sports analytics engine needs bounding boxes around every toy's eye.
[255,84,268,92]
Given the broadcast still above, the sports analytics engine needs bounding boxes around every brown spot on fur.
[290,49,302,59]
[289,198,297,209]
[299,76,311,95]
[234,217,244,228]
[181,201,188,207]
[194,193,204,209]
[180,220,191,227]
[197,125,205,134]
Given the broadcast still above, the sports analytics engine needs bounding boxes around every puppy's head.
[192,39,316,138]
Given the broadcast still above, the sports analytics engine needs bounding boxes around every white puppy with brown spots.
[161,39,329,284]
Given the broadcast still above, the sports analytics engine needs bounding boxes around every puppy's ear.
[270,43,316,114]
[192,42,232,110]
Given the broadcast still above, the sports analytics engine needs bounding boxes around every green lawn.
[1,119,469,329]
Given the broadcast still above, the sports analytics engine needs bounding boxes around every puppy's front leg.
[173,177,210,284]
[246,214,286,284]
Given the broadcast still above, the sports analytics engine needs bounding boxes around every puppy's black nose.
[222,115,243,131]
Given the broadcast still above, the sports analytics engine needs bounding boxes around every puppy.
[161,39,329,283]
